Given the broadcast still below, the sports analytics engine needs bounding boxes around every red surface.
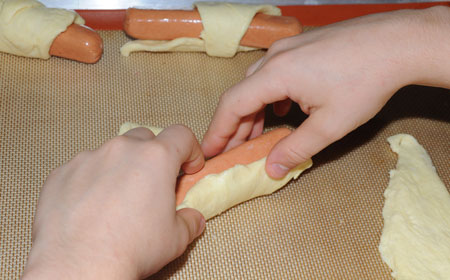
[77,2,449,30]
[77,10,126,30]
[280,2,450,26]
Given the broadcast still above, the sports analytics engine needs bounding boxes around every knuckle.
[103,134,173,161]
[95,135,138,160]
[167,124,191,135]
[267,37,289,54]
[269,41,283,52]
[265,51,291,71]
[218,89,232,104]
[148,141,172,159]
[73,149,93,160]
[284,145,312,165]
[245,58,264,77]
[103,135,129,150]
[131,126,154,137]
[66,150,94,169]
[254,53,292,95]
[45,166,61,182]
[41,165,63,185]
[245,66,255,77]
[217,90,238,113]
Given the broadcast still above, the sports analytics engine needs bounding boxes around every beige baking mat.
[1,29,449,279]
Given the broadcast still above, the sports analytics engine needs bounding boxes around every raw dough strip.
[118,122,163,136]
[120,37,256,56]
[379,134,450,280]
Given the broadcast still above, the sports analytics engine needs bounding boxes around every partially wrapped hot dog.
[0,0,103,63]
[119,123,312,220]
[176,128,312,220]
[124,8,302,49]
[121,2,303,58]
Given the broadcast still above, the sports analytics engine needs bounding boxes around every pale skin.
[22,126,206,280]
[23,6,450,279]
[202,5,450,178]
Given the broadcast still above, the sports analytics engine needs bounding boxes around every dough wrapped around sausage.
[0,0,84,59]
[177,157,311,220]
[119,122,312,220]
[120,2,281,58]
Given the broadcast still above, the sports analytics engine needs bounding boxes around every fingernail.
[270,163,289,178]
[197,217,206,236]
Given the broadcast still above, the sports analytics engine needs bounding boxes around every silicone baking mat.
[1,29,449,279]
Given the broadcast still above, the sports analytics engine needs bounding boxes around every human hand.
[202,6,450,179]
[22,125,206,280]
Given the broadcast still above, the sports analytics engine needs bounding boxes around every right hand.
[202,6,450,179]
[23,125,206,280]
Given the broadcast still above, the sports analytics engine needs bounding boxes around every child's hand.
[202,7,450,179]
[23,125,206,280]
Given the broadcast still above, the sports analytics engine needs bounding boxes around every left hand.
[22,125,206,280]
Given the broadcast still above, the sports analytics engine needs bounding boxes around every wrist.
[407,6,450,88]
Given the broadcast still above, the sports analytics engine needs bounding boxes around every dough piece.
[177,157,312,220]
[0,0,84,59]
[120,37,256,56]
[379,134,450,280]
[120,2,281,58]
[118,122,163,136]
[196,2,280,57]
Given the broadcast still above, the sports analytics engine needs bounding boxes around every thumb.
[266,111,343,178]
[174,208,205,255]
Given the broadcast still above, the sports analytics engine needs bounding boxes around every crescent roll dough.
[177,157,311,220]
[120,2,281,58]
[379,134,450,279]
[118,122,164,136]
[0,0,84,59]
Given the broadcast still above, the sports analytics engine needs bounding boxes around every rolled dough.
[118,122,163,136]
[379,134,450,279]
[120,2,281,58]
[0,0,84,59]
[119,122,312,220]
[177,157,312,220]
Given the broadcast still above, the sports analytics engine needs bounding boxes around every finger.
[145,208,205,277]
[246,56,265,77]
[273,99,292,117]
[249,109,265,139]
[173,208,205,255]
[202,70,288,158]
[155,125,205,175]
[266,110,343,178]
[221,113,256,153]
[123,127,156,141]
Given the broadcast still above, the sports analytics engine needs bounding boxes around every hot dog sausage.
[49,24,103,64]
[124,9,302,49]
[176,128,292,205]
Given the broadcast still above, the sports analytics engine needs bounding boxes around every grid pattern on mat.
[1,30,449,279]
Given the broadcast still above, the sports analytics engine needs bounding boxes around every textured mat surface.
[1,30,449,279]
